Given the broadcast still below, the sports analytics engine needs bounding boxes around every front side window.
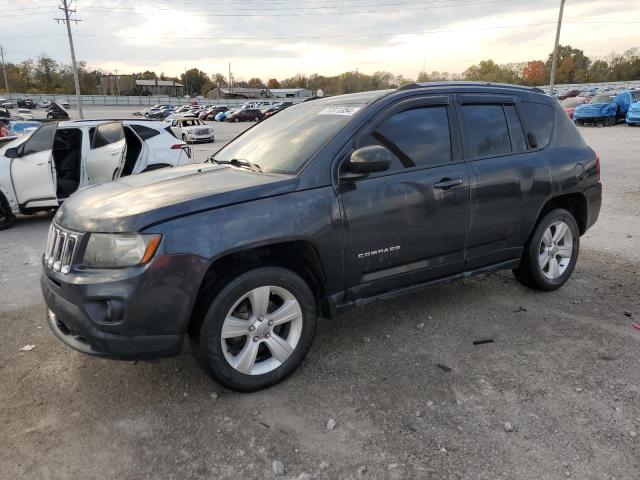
[461,105,511,157]
[21,122,57,156]
[359,106,452,171]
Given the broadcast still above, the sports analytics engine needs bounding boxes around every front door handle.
[434,178,463,190]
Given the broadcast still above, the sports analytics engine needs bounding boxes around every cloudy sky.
[1,0,639,80]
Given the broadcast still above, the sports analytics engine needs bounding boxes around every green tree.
[546,45,591,84]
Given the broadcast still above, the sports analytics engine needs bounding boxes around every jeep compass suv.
[41,82,602,392]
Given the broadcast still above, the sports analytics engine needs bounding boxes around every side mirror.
[341,145,392,180]
[4,147,19,158]
[527,131,538,149]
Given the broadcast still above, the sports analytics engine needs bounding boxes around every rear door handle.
[434,178,463,190]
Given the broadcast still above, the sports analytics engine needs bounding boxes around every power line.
[77,0,514,16]
[54,0,84,119]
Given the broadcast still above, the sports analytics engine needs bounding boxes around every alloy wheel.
[220,286,303,375]
[538,220,573,279]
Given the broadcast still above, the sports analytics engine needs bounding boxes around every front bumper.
[40,253,207,359]
[626,112,640,124]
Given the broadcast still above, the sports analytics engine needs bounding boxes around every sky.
[1,0,639,81]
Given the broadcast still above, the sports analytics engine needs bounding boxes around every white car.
[56,99,71,109]
[38,100,52,108]
[168,117,214,144]
[0,119,194,230]
[15,109,34,119]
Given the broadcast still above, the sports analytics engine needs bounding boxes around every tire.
[0,193,16,230]
[513,208,580,291]
[182,134,190,144]
[191,266,317,392]
[607,116,616,127]
[234,117,239,122]
[254,116,259,122]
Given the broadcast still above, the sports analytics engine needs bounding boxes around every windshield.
[590,95,614,104]
[560,98,586,108]
[212,102,362,174]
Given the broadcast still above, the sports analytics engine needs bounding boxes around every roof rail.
[399,81,545,94]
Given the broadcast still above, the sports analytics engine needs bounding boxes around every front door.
[337,95,470,300]
[84,121,126,185]
[11,122,58,208]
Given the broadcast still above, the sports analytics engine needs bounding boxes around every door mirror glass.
[342,145,392,178]
[4,146,19,158]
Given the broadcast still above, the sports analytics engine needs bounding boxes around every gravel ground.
[1,114,639,479]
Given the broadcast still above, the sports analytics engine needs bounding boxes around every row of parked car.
[558,89,640,126]
[137,100,294,123]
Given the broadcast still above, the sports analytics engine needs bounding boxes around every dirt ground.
[1,117,639,480]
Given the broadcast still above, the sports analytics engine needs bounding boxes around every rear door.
[456,94,551,269]
[10,122,59,207]
[84,121,126,184]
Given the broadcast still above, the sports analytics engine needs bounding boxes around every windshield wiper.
[208,157,262,173]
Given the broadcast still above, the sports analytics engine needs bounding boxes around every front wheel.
[513,208,580,291]
[182,134,190,144]
[192,267,318,392]
[0,194,16,231]
[234,117,239,122]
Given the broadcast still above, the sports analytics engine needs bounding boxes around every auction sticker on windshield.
[318,106,361,116]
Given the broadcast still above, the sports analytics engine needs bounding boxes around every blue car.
[9,120,41,137]
[625,92,640,126]
[573,90,637,127]
[214,110,232,121]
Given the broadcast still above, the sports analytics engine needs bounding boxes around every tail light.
[171,144,191,158]
[591,147,600,181]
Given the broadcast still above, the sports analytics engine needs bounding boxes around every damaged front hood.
[55,163,299,232]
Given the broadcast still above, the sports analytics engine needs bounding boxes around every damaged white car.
[0,119,193,230]
[168,117,214,144]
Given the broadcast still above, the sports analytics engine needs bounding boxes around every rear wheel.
[234,117,239,123]
[191,267,317,392]
[606,116,616,127]
[254,116,259,121]
[0,193,16,231]
[513,208,580,291]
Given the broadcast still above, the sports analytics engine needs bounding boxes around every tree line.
[1,45,638,97]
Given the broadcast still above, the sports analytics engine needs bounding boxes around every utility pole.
[55,0,84,119]
[228,62,232,95]
[548,0,565,96]
[114,69,120,96]
[0,46,10,100]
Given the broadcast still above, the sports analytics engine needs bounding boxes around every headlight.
[83,233,161,268]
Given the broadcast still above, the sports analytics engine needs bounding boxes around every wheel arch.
[533,192,588,237]
[187,240,328,339]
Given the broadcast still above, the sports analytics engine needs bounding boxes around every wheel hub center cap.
[550,244,559,255]
[253,321,270,337]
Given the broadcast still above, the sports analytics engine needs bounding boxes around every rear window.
[523,102,554,149]
[129,124,160,140]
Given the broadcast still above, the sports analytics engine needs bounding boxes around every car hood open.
[55,163,299,232]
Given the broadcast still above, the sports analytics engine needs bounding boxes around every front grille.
[195,128,209,135]
[44,224,81,274]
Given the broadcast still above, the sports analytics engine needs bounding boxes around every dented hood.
[55,163,298,232]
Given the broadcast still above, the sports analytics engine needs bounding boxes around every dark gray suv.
[41,82,602,391]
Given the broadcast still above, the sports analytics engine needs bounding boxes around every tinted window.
[129,124,160,140]
[523,102,554,148]
[461,105,510,157]
[92,122,124,148]
[360,106,451,170]
[21,122,57,155]
[504,105,527,153]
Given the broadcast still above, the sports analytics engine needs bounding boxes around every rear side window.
[359,106,452,170]
[92,122,124,149]
[461,105,511,157]
[130,124,160,140]
[523,102,554,148]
